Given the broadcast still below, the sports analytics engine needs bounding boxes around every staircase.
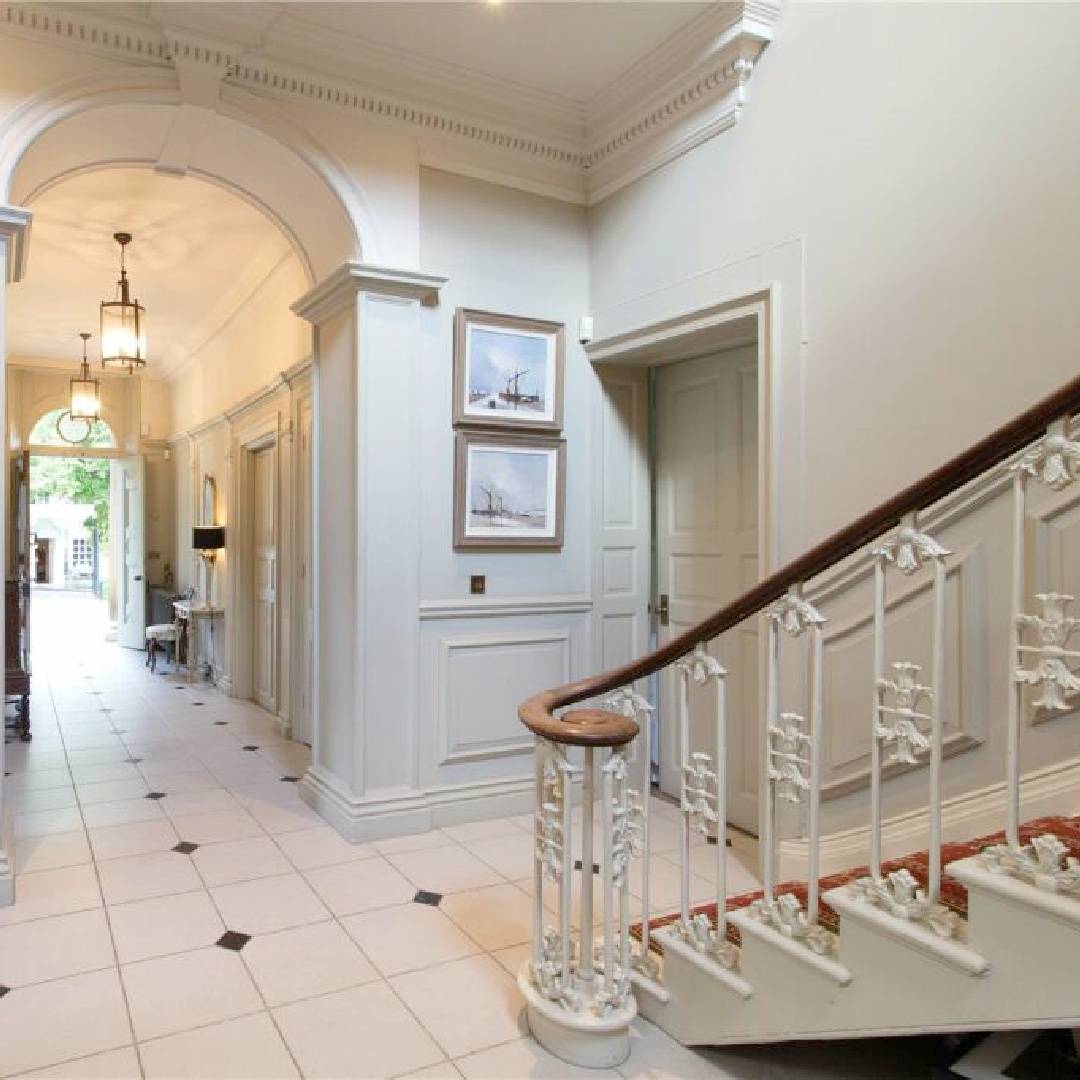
[515,375,1080,1068]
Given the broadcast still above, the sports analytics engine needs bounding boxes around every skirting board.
[777,756,1080,880]
[298,764,535,843]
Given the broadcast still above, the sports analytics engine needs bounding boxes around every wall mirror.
[202,474,217,527]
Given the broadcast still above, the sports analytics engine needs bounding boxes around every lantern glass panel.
[70,377,100,421]
[101,300,146,368]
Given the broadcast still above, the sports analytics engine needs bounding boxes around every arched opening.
[29,408,116,448]
[1,88,367,748]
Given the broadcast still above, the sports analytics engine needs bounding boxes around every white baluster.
[1006,467,1027,849]
[850,518,962,937]
[677,658,692,929]
[602,688,656,976]
[673,645,736,968]
[579,748,595,988]
[749,588,834,956]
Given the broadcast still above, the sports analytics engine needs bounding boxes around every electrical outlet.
[470,575,486,595]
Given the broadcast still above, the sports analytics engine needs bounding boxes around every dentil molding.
[0,2,781,204]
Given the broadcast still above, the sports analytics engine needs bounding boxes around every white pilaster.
[292,262,446,841]
[0,204,32,905]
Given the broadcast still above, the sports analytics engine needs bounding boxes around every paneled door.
[112,456,146,650]
[655,346,760,832]
[252,446,277,713]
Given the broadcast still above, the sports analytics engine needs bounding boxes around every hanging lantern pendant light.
[70,331,101,422]
[100,231,147,373]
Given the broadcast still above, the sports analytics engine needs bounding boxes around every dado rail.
[517,374,1080,1067]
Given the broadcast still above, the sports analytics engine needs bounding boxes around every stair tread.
[634,813,1080,950]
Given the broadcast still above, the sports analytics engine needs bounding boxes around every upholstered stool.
[145,623,179,673]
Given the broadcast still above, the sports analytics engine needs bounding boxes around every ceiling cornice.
[0,2,781,205]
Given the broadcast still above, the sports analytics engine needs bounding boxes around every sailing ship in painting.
[467,446,551,533]
[464,326,551,418]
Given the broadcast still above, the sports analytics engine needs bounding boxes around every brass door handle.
[652,594,670,627]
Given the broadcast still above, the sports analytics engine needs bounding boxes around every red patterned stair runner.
[633,814,1080,950]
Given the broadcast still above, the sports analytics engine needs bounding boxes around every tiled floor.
[0,591,944,1078]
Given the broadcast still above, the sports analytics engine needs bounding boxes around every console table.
[173,601,223,682]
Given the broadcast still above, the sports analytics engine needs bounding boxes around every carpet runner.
[634,813,1080,949]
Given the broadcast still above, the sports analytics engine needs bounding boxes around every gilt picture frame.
[453,431,566,550]
[453,308,565,432]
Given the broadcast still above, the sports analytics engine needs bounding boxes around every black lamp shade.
[193,526,225,552]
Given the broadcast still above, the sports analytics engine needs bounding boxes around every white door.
[655,346,760,832]
[112,456,146,650]
[252,446,277,712]
[294,404,314,744]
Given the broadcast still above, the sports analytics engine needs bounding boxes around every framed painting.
[453,431,566,549]
[453,308,564,431]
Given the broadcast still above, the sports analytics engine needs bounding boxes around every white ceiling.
[279,2,713,103]
[80,1,713,105]
[6,168,296,376]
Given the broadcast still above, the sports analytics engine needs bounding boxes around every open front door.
[112,456,146,650]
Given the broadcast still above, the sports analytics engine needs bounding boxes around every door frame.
[589,288,787,832]
[229,415,281,710]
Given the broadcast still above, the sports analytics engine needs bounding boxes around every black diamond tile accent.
[192,702,205,707]
[214,721,228,726]
[216,930,251,951]
[145,792,167,800]
[573,860,601,875]
[413,890,442,907]
[0,985,9,999]
[172,841,199,855]
[175,686,186,690]
[242,745,260,752]
[280,775,300,783]
[124,757,142,765]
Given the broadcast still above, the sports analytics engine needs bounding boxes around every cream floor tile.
[5,768,71,791]
[121,946,264,1041]
[14,830,92,874]
[209,872,330,934]
[98,849,204,906]
[207,762,282,787]
[273,981,444,1079]
[405,1064,463,1080]
[14,808,85,839]
[89,818,179,861]
[8,787,78,815]
[490,943,531,977]
[109,889,226,963]
[15,1046,142,1079]
[272,825,376,871]
[169,808,264,845]
[462,835,536,881]
[158,787,239,819]
[618,1018,748,1080]
[656,847,761,898]
[68,763,142,786]
[341,901,479,977]
[0,969,131,1077]
[241,919,379,1006]
[440,883,535,951]
[0,863,102,927]
[441,819,523,843]
[0,908,115,987]
[139,1012,299,1079]
[390,954,525,1059]
[386,846,504,896]
[455,1036,623,1079]
[75,778,151,805]
[243,798,324,835]
[149,769,221,795]
[303,856,416,916]
[373,830,458,856]
[192,835,293,886]
[81,797,165,830]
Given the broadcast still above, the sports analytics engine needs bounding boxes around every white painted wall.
[590,2,1080,551]
[417,168,592,792]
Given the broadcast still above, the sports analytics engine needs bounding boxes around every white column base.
[517,963,636,1070]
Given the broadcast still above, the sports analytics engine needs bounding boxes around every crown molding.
[0,203,31,281]
[1,2,781,205]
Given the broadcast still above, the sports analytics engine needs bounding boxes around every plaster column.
[0,205,32,905]
[293,263,446,842]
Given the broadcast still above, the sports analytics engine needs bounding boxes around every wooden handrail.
[520,370,1080,746]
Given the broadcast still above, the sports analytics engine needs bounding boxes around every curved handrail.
[519,370,1080,746]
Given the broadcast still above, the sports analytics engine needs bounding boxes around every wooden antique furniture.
[5,580,29,739]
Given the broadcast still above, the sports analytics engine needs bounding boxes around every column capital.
[0,205,33,283]
[291,261,447,325]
